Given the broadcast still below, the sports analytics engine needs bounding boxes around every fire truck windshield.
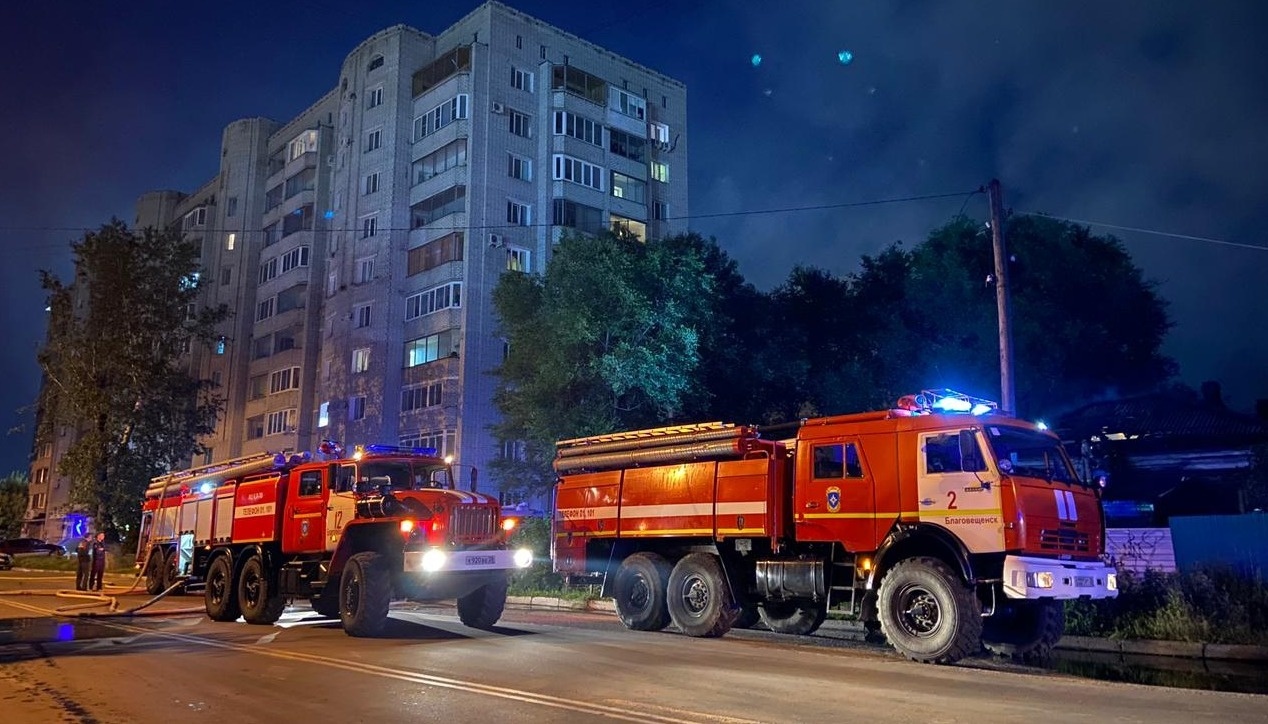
[983,425,1080,485]
[359,461,453,490]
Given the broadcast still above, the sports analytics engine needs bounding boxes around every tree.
[490,232,723,497]
[846,215,1176,419]
[0,472,28,539]
[37,220,229,533]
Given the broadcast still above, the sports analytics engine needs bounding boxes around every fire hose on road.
[0,570,205,618]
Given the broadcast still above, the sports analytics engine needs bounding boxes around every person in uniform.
[89,533,107,591]
[75,536,91,591]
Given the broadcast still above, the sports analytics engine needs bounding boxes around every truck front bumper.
[403,547,533,574]
[1002,555,1118,600]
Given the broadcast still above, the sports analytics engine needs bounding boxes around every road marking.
[95,619,760,723]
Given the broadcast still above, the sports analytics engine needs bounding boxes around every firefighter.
[74,535,91,591]
[89,533,107,591]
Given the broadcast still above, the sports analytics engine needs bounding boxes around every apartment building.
[24,1,687,539]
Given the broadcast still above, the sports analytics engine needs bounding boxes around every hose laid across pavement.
[0,570,205,617]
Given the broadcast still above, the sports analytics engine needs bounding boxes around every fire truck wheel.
[162,549,185,596]
[666,553,738,638]
[457,574,509,629]
[144,550,166,596]
[612,552,672,631]
[238,555,285,625]
[877,557,983,665]
[204,555,241,622]
[982,599,1065,663]
[341,552,391,637]
[758,600,828,635]
[732,604,761,630]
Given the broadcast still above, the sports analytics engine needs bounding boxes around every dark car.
[0,538,67,557]
[0,551,12,570]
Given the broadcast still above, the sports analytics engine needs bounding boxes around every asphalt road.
[1,572,1265,724]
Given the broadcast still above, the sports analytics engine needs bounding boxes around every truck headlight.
[421,548,447,572]
[1026,571,1054,589]
[1106,572,1117,591]
[513,548,533,568]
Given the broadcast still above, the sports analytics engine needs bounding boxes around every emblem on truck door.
[826,487,841,513]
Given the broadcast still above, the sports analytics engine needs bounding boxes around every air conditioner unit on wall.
[488,233,504,247]
[491,101,506,114]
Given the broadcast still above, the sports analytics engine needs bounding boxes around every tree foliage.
[490,232,728,496]
[0,471,28,539]
[37,220,229,531]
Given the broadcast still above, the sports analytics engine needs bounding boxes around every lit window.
[352,347,371,373]
[507,246,530,273]
[318,401,330,428]
[651,161,669,183]
[226,232,236,251]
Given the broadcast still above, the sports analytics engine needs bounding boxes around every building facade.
[24,1,687,540]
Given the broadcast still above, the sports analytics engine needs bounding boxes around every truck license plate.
[465,554,496,566]
[1074,576,1094,587]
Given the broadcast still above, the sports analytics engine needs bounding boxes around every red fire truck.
[552,391,1117,664]
[137,444,533,636]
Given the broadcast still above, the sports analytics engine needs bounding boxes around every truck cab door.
[915,429,1004,553]
[794,438,876,551]
[325,464,358,552]
[284,469,327,554]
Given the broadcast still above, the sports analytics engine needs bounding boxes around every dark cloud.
[0,0,1264,473]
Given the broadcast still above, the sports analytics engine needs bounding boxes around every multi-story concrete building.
[24,1,687,539]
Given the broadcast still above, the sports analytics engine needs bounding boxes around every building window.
[611,88,647,120]
[354,303,372,328]
[263,221,280,246]
[289,130,317,160]
[183,207,207,229]
[252,336,272,361]
[411,45,472,97]
[511,66,534,92]
[551,65,607,104]
[247,415,265,439]
[611,171,646,204]
[516,35,523,50]
[650,161,669,183]
[221,267,232,286]
[552,155,604,191]
[648,121,670,145]
[366,86,384,109]
[326,270,338,296]
[609,128,646,163]
[404,329,456,368]
[407,232,464,275]
[318,401,330,428]
[367,55,384,73]
[361,215,378,239]
[349,396,367,421]
[507,153,532,181]
[540,44,546,60]
[249,374,268,399]
[401,382,443,412]
[552,199,606,235]
[364,128,382,152]
[400,429,455,457]
[507,246,530,273]
[653,199,668,220]
[506,200,532,226]
[611,215,647,242]
[226,197,238,217]
[352,347,370,373]
[364,172,380,195]
[256,297,275,322]
[267,409,296,435]
[552,111,602,146]
[270,367,301,394]
[281,204,314,238]
[410,185,466,228]
[354,257,374,284]
[215,337,227,355]
[280,245,310,273]
[405,282,462,320]
[412,138,467,185]
[412,94,469,141]
[508,109,532,138]
[225,232,236,251]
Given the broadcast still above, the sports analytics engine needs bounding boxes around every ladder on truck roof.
[144,451,286,498]
[557,422,737,448]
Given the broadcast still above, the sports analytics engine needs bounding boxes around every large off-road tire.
[612,552,672,631]
[341,552,392,637]
[144,549,165,595]
[204,555,240,622]
[877,557,982,664]
[666,553,738,638]
[310,585,342,619]
[732,604,761,630]
[982,599,1065,663]
[759,600,828,635]
[457,574,510,629]
[238,555,285,625]
[162,548,185,596]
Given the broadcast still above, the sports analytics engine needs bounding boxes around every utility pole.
[988,178,1016,416]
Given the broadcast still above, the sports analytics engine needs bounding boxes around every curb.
[509,595,1268,663]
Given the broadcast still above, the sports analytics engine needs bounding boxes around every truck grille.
[450,506,497,542]
[1039,527,1091,553]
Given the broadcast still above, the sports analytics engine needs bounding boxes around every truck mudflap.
[1002,555,1118,600]
[403,547,532,574]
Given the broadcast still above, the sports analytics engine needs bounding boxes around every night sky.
[1,1,1265,474]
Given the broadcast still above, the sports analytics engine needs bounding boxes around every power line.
[1018,211,1268,253]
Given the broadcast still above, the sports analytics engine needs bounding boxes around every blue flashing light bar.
[900,389,1001,417]
[360,444,440,457]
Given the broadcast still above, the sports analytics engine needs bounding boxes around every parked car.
[0,538,67,557]
[0,551,12,570]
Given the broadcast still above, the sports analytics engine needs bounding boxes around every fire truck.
[552,391,1118,664]
[136,444,533,636]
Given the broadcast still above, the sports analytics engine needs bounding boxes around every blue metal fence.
[1170,513,1268,578]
